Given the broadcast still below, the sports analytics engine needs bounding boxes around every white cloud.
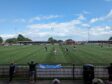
[81,23,90,27]
[87,26,112,40]
[13,19,26,23]
[22,18,87,40]
[74,13,86,21]
[0,34,16,40]
[28,19,81,29]
[29,15,62,23]
[2,25,112,41]
[1,13,112,41]
[90,18,99,23]
[90,9,112,23]
[0,15,61,24]
[77,14,86,20]
[0,18,26,23]
[105,10,112,20]
[1,25,112,41]
[82,10,90,15]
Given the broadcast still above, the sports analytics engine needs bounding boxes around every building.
[18,41,51,45]
[65,39,76,45]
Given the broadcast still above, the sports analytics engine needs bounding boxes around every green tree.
[0,37,3,43]
[24,38,32,41]
[48,37,54,42]
[17,34,26,41]
[58,40,63,43]
[17,34,32,41]
[53,39,57,43]
[5,38,17,44]
[109,37,112,40]
[48,37,58,44]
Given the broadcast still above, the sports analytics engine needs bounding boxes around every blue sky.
[0,0,112,41]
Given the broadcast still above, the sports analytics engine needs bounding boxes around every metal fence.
[0,65,109,79]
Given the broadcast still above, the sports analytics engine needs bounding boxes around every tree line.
[0,34,32,44]
[0,35,62,44]
[0,35,112,44]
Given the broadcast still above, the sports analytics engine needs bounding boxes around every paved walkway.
[0,80,84,84]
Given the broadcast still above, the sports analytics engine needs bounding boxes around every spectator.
[92,78,104,84]
[83,64,94,84]
[106,63,112,81]
[28,61,37,82]
[9,62,16,82]
[52,78,60,84]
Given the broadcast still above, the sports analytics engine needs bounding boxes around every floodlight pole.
[107,26,112,47]
[88,27,90,43]
[110,26,112,46]
[51,27,54,38]
[51,27,54,45]
[110,26,112,38]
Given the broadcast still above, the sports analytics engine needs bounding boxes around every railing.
[0,65,109,79]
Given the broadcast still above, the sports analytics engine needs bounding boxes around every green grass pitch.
[0,44,112,65]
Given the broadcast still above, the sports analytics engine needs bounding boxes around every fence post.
[72,64,75,80]
[35,64,38,81]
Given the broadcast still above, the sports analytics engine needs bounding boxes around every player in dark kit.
[45,46,47,51]
[65,48,68,52]
[73,46,76,48]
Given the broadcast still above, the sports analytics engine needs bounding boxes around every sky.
[0,0,112,41]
